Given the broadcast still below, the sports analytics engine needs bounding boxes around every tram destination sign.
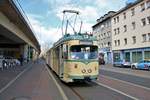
[80,40,93,45]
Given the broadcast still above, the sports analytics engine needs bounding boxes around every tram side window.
[63,44,68,59]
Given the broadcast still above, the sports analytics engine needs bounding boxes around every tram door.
[59,45,64,78]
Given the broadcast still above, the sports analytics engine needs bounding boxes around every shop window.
[113,53,120,62]
[144,51,150,59]
[132,51,142,63]
[125,52,130,62]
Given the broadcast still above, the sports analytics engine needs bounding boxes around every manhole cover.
[11,96,31,100]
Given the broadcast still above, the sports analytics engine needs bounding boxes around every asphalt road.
[99,66,150,100]
[1,60,149,100]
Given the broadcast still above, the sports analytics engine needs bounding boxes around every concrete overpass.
[0,0,40,60]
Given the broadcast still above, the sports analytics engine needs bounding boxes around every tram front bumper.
[69,75,98,80]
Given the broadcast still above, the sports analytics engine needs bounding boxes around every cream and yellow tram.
[46,33,99,83]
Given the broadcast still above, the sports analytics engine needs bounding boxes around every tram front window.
[70,45,98,60]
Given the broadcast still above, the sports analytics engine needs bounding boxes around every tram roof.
[54,33,97,47]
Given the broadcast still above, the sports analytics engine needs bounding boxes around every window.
[104,33,106,39]
[117,16,119,22]
[148,33,150,41]
[117,28,120,34]
[114,40,117,46]
[132,36,136,44]
[141,3,145,11]
[146,0,150,9]
[131,8,135,16]
[124,25,127,32]
[108,42,111,46]
[124,38,127,45]
[114,18,116,24]
[141,18,146,26]
[114,29,116,35]
[107,31,110,37]
[123,12,126,19]
[147,16,150,24]
[118,40,120,46]
[132,22,136,29]
[142,34,147,42]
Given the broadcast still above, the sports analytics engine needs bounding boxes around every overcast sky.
[16,0,135,51]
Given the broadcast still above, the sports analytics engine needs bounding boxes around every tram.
[45,10,99,83]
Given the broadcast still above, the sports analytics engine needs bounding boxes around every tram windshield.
[70,45,98,60]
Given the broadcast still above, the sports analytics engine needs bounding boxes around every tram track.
[46,64,134,100]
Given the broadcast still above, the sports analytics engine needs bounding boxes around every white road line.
[100,75,150,91]
[95,81,139,100]
[45,65,68,100]
[0,64,32,94]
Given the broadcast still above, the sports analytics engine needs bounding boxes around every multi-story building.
[92,11,116,64]
[112,0,150,63]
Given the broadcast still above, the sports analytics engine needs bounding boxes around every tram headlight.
[88,69,92,73]
[81,69,86,73]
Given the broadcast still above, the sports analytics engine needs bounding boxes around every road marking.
[100,68,150,79]
[95,81,139,100]
[45,65,68,100]
[0,63,32,94]
[100,75,150,91]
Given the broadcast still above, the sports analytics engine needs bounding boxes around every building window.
[141,18,146,26]
[114,40,117,46]
[108,42,111,46]
[114,18,116,24]
[141,3,145,11]
[117,28,120,34]
[123,12,126,19]
[118,40,120,46]
[124,38,127,45]
[148,33,150,41]
[147,16,150,24]
[132,22,136,30]
[117,16,119,22]
[146,0,150,9]
[132,36,136,44]
[107,31,110,37]
[131,8,135,16]
[142,34,147,42]
[114,29,116,35]
[104,33,106,39]
[123,25,127,32]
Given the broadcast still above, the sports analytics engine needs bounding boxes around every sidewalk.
[100,64,150,79]
[0,61,33,91]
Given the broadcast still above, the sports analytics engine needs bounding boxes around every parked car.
[113,60,131,67]
[131,59,150,70]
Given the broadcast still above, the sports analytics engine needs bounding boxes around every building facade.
[112,0,150,63]
[92,11,116,64]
